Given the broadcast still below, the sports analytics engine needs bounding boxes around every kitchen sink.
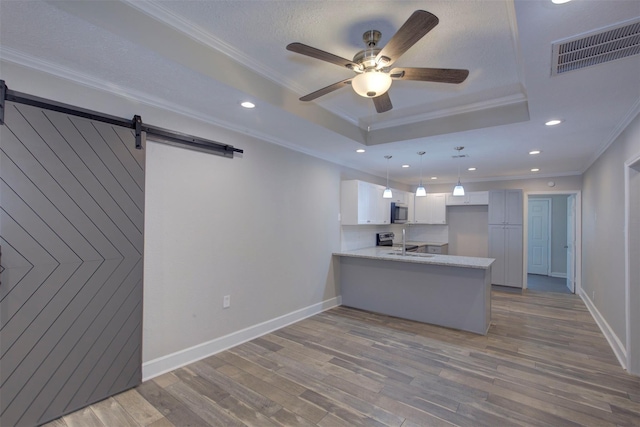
[386,252,434,258]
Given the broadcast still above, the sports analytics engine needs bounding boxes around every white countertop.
[333,247,494,269]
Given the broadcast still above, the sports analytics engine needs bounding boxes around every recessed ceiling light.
[402,164,410,168]
[531,168,540,172]
[468,167,477,171]
[545,119,562,126]
[529,150,541,155]
[551,0,571,4]
[240,101,255,109]
[430,176,438,180]
[356,149,365,153]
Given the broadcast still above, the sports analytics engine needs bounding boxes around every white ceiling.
[1,0,639,186]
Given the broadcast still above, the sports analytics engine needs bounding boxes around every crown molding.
[122,1,306,95]
[585,98,640,173]
[363,92,528,132]
[0,48,375,176]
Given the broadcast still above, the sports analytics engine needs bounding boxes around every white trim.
[523,191,581,294]
[579,288,627,370]
[585,100,640,173]
[142,296,342,381]
[365,93,527,131]
[550,272,567,279]
[624,151,640,375]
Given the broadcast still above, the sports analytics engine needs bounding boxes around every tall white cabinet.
[488,190,523,288]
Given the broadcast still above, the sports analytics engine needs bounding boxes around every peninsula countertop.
[333,247,494,269]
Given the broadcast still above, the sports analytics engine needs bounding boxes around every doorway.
[524,192,580,294]
[625,154,640,375]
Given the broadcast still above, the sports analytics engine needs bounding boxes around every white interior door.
[528,199,550,275]
[567,194,576,293]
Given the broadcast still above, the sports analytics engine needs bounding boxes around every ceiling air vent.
[551,18,640,76]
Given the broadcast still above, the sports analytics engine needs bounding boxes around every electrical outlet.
[223,295,230,308]
[592,290,595,301]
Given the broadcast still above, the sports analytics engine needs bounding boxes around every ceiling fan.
[286,10,469,113]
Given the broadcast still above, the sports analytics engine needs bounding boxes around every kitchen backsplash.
[341,224,449,251]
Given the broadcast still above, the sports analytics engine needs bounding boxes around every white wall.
[582,111,640,360]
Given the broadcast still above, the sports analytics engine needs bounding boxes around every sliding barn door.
[0,101,145,426]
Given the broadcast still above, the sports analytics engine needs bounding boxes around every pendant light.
[452,146,465,196]
[383,155,393,199]
[416,151,427,197]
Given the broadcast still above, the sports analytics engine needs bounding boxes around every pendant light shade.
[383,155,393,199]
[452,146,465,196]
[415,151,427,197]
[453,181,465,196]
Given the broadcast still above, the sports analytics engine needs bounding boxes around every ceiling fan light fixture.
[352,70,392,98]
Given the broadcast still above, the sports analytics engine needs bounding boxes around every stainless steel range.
[376,232,418,252]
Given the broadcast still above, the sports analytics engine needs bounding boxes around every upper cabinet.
[445,191,489,206]
[488,190,523,225]
[340,180,390,225]
[388,190,408,205]
[414,193,447,224]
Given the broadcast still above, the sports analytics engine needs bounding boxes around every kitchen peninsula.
[333,248,494,335]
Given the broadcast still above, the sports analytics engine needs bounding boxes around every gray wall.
[582,111,640,350]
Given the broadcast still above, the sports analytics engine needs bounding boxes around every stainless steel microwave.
[391,203,408,224]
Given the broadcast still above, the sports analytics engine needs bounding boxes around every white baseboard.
[142,296,342,381]
[578,289,627,370]
[550,272,567,279]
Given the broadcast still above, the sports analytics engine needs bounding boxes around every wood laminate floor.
[44,290,640,427]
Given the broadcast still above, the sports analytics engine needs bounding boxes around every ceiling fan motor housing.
[353,30,385,69]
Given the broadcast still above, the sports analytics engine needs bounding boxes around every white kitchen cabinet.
[489,224,523,288]
[341,180,390,225]
[488,190,523,225]
[388,190,408,205]
[414,193,447,224]
[446,191,489,206]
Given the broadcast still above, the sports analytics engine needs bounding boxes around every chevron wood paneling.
[0,101,145,427]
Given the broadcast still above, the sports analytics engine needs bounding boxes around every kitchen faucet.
[402,228,406,256]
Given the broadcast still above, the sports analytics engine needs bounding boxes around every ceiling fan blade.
[372,92,393,113]
[299,78,353,101]
[376,10,439,67]
[287,42,359,70]
[390,67,469,84]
